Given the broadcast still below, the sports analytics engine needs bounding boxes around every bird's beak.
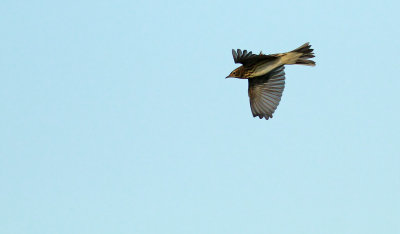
[225,75,231,79]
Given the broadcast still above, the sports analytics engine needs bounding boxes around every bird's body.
[226,42,315,120]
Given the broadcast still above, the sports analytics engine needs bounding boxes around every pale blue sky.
[1,0,399,233]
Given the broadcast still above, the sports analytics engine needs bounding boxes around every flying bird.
[226,42,315,120]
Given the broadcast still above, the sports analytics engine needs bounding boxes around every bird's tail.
[288,42,316,66]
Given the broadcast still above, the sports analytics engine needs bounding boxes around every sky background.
[1,0,399,233]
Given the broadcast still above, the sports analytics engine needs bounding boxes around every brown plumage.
[226,42,315,120]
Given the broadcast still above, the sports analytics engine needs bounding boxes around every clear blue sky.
[1,0,399,233]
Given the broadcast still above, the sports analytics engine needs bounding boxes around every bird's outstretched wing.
[248,66,286,120]
[232,49,276,65]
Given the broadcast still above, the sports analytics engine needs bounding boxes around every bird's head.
[226,66,245,79]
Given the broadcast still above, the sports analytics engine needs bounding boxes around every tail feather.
[291,42,316,66]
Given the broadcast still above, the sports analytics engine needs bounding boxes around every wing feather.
[248,66,286,120]
[231,49,275,65]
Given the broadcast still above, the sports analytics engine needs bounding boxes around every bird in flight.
[226,42,315,120]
